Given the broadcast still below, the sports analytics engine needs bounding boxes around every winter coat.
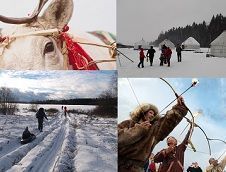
[164,48,172,58]
[36,110,48,120]
[118,103,188,172]
[139,49,145,60]
[206,155,226,172]
[187,166,202,172]
[154,127,192,172]
[147,49,156,57]
[22,128,32,140]
[176,46,182,54]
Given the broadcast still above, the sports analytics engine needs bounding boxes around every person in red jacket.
[138,46,145,68]
[164,47,172,67]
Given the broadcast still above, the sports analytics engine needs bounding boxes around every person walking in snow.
[176,44,182,62]
[146,46,156,66]
[64,106,68,117]
[164,47,172,67]
[36,108,48,132]
[153,124,192,172]
[160,45,167,66]
[118,96,188,172]
[138,46,145,68]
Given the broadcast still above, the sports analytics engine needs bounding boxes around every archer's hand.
[177,96,185,105]
[140,121,152,128]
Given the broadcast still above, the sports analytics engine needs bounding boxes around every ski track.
[0,115,61,159]
[0,113,78,172]
[0,115,62,172]
[7,120,66,172]
[0,110,117,172]
[52,115,77,172]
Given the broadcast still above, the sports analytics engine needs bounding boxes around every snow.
[117,48,226,77]
[0,104,117,172]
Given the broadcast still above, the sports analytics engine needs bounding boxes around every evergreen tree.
[153,14,226,48]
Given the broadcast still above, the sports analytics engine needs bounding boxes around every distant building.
[210,30,226,57]
[134,38,150,50]
[182,37,200,50]
[159,39,175,50]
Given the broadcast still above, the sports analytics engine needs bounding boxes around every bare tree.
[92,72,117,118]
[0,87,18,115]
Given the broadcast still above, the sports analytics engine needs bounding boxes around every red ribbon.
[60,25,99,70]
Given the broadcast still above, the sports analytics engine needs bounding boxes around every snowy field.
[0,104,117,172]
[117,48,226,77]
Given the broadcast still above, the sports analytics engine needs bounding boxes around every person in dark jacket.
[138,46,145,68]
[64,106,68,117]
[22,127,33,140]
[146,46,156,66]
[36,107,48,132]
[153,124,192,172]
[187,162,202,172]
[160,45,167,66]
[176,44,182,62]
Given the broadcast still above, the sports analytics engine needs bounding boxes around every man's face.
[144,110,155,122]
[167,137,177,146]
[210,158,218,166]
[213,159,218,166]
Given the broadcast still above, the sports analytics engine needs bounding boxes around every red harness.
[60,26,99,70]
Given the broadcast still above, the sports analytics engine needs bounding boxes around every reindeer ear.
[38,0,73,29]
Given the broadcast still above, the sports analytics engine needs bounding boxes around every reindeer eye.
[44,42,54,54]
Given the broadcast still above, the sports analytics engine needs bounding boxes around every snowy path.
[0,105,117,172]
[0,115,60,159]
[0,113,77,172]
[117,48,226,77]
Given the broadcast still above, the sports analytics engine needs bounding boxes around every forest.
[153,14,226,47]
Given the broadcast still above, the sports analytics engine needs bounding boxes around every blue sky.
[118,78,226,170]
[0,70,116,101]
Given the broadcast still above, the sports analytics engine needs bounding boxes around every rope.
[127,78,141,108]
[0,28,116,68]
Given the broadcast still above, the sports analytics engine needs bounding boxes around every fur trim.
[130,103,160,122]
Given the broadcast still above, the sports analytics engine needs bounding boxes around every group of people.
[137,44,183,68]
[22,106,70,144]
[21,107,48,143]
[61,106,68,117]
[144,154,203,172]
[118,96,226,172]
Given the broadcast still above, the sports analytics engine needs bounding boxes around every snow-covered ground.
[0,104,117,172]
[117,48,226,77]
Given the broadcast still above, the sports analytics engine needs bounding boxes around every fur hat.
[130,103,160,122]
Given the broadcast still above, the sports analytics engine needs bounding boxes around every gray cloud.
[117,0,226,44]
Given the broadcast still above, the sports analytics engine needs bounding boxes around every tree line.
[153,14,226,47]
[0,73,117,118]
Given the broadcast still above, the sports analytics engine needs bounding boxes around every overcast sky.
[0,70,116,101]
[117,0,226,45]
[0,0,116,34]
[118,78,226,170]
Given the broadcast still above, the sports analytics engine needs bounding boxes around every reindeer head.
[0,0,73,70]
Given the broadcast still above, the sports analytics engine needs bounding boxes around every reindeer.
[0,0,116,70]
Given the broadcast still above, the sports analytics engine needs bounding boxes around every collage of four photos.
[0,0,226,172]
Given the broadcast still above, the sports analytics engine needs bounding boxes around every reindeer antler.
[0,0,48,24]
